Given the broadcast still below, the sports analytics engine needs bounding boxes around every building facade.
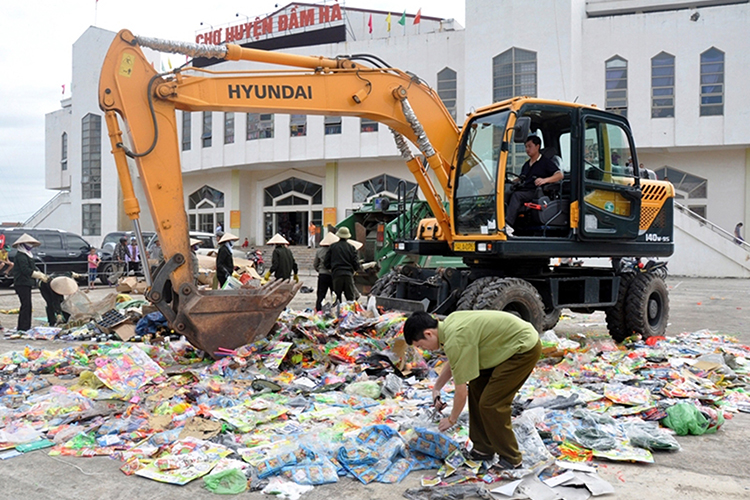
[43,0,750,274]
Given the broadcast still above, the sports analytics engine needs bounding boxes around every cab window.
[66,234,90,251]
[39,233,63,249]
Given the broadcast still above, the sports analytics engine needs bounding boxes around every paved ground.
[1,275,749,499]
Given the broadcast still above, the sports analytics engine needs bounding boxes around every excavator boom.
[98,30,460,356]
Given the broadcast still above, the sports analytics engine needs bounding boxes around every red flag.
[413,8,421,24]
[368,14,373,33]
[61,84,65,95]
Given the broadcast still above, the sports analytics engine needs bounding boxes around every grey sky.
[0,0,464,224]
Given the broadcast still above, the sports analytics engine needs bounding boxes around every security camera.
[690,11,700,21]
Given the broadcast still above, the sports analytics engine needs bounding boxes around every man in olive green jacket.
[404,310,541,469]
[11,234,49,331]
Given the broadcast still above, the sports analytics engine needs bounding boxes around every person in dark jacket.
[39,275,78,326]
[314,232,339,311]
[324,227,361,302]
[216,232,238,287]
[264,234,298,282]
[11,233,49,331]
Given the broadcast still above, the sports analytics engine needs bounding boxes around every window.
[182,111,191,150]
[437,67,457,120]
[361,118,379,133]
[81,113,101,199]
[290,114,306,137]
[605,56,628,117]
[82,204,101,236]
[224,113,235,144]
[453,109,509,234]
[202,111,212,148]
[493,48,537,102]
[651,52,675,118]
[39,233,63,250]
[61,132,68,170]
[700,47,724,116]
[653,166,707,200]
[187,186,224,233]
[264,177,322,206]
[65,234,89,251]
[247,113,274,140]
[324,116,342,135]
[353,174,417,203]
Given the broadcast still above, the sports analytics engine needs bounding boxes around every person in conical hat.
[216,233,238,287]
[313,232,340,311]
[11,233,47,331]
[325,227,361,303]
[40,275,78,326]
[265,234,298,282]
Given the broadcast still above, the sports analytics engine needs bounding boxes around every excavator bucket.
[163,279,302,359]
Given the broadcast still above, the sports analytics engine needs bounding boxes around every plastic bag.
[404,428,460,460]
[661,403,710,436]
[282,458,339,485]
[203,468,248,494]
[344,381,381,399]
[625,420,681,451]
[513,411,554,469]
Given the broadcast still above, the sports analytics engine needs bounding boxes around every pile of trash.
[1,301,749,498]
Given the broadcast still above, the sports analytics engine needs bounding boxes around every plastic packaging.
[661,403,710,436]
[203,468,248,494]
[282,458,339,485]
[625,420,681,451]
[344,381,381,399]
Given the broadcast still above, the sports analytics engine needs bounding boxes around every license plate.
[453,241,475,252]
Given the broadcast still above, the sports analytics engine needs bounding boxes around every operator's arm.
[534,158,564,186]
[535,169,563,186]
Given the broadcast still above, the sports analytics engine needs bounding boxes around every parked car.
[145,231,245,265]
[0,227,92,286]
[97,230,156,285]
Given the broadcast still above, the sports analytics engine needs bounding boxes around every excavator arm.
[98,30,460,356]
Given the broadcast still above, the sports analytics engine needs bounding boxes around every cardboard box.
[112,323,136,341]
[116,277,138,293]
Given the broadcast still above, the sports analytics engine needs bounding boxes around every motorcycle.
[247,248,265,274]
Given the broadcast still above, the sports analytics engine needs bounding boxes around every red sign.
[196,3,343,45]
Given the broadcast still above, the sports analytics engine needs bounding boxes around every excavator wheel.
[370,270,399,298]
[456,277,496,311]
[472,277,545,333]
[625,274,669,340]
[542,307,562,331]
[605,274,634,342]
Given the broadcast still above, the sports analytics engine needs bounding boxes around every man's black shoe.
[465,448,495,462]
[490,457,523,471]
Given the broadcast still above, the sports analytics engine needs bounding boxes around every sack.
[661,403,709,436]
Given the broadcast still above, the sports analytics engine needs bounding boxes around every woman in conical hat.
[11,234,45,331]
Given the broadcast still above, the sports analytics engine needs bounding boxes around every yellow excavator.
[99,30,674,355]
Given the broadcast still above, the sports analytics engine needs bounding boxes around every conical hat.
[319,232,339,247]
[11,233,41,248]
[189,238,202,247]
[267,233,289,245]
[50,276,78,296]
[218,232,239,244]
[348,239,363,251]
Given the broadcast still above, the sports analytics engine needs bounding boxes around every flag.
[414,9,421,25]
[61,84,65,95]
[398,10,406,26]
[368,14,372,33]
[386,12,391,32]
[168,58,173,70]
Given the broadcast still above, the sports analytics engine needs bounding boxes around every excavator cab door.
[577,113,641,240]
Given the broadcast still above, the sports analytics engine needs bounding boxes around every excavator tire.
[625,274,669,340]
[542,307,562,331]
[456,277,496,311]
[605,274,634,343]
[473,277,545,333]
[370,270,399,298]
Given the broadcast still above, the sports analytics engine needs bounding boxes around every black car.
[97,231,156,285]
[0,227,92,287]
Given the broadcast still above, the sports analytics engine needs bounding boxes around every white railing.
[23,191,69,227]
[675,202,750,253]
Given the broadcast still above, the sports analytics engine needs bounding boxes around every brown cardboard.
[116,277,137,293]
[113,323,136,341]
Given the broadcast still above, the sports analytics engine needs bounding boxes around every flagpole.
[94,0,98,26]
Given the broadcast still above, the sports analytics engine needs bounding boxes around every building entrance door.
[274,211,308,246]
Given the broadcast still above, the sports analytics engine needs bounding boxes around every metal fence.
[675,202,750,253]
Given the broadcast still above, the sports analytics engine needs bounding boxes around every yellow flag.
[386,12,391,32]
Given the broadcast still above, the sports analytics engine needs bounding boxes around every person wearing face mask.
[11,233,49,331]
[216,232,239,287]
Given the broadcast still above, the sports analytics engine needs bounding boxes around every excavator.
[99,30,674,355]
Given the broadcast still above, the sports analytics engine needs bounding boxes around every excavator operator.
[504,135,563,236]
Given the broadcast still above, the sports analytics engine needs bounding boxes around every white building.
[42,0,750,276]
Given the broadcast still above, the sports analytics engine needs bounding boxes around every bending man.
[403,310,541,469]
